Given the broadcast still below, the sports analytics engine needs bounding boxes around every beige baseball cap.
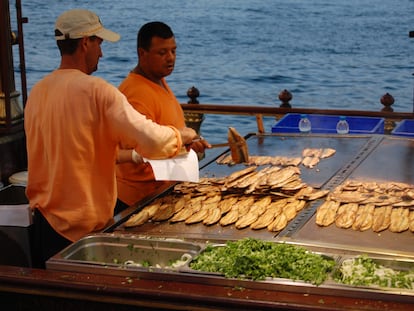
[55,9,120,42]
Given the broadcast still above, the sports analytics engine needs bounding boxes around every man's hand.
[189,136,211,153]
[179,127,198,146]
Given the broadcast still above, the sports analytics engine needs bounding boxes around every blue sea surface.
[9,0,414,142]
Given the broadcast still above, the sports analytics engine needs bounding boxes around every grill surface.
[116,134,414,251]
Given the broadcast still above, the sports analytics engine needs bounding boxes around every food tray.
[46,233,202,275]
[272,113,385,134]
[47,234,414,302]
[181,241,414,299]
[327,254,414,296]
[391,119,414,137]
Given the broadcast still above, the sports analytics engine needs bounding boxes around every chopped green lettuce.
[189,238,335,285]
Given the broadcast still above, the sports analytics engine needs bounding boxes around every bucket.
[8,171,28,186]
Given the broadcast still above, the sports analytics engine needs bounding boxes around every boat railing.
[181,87,414,134]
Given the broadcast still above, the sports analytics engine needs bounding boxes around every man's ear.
[138,47,146,58]
[80,37,89,51]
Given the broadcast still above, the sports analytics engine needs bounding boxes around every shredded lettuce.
[335,255,414,289]
[189,238,335,285]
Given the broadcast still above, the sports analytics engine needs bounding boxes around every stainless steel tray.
[47,234,414,303]
[46,233,202,275]
[182,241,414,302]
[325,254,414,298]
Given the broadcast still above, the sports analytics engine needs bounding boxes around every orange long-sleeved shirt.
[25,69,182,241]
[116,72,186,205]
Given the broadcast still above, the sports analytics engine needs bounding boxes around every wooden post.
[184,86,204,134]
[0,0,27,185]
[0,0,24,132]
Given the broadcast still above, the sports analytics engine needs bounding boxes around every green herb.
[189,238,335,285]
[142,260,151,267]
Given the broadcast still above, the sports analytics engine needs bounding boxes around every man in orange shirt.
[25,10,198,267]
[116,22,210,206]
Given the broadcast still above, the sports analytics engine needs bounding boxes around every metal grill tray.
[118,133,379,241]
[201,133,377,189]
[346,135,414,184]
[294,135,414,254]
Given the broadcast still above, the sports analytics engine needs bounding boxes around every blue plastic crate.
[271,113,385,134]
[391,119,414,137]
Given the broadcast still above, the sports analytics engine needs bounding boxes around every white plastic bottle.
[336,116,349,134]
[298,114,311,133]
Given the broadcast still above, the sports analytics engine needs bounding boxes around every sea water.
[8,0,414,143]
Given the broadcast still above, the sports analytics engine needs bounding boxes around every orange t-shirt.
[25,69,182,241]
[116,73,186,205]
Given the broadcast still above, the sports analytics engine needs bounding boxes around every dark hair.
[137,21,174,51]
[55,31,99,55]
[55,29,80,55]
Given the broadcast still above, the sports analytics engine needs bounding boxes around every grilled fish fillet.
[393,199,414,207]
[250,209,276,230]
[372,205,392,232]
[203,207,222,226]
[173,195,191,213]
[283,201,297,221]
[302,156,319,168]
[267,166,300,186]
[294,199,306,211]
[409,210,414,232]
[218,196,239,214]
[320,148,336,159]
[335,203,359,229]
[124,210,150,228]
[237,196,256,215]
[125,198,164,227]
[315,200,340,227]
[225,166,257,185]
[389,207,409,233]
[351,204,375,231]
[219,209,239,226]
[235,212,259,229]
[249,196,272,215]
[302,148,322,157]
[185,208,210,225]
[286,157,303,167]
[329,191,367,204]
[245,167,275,194]
[250,200,285,230]
[234,171,260,188]
[151,203,175,221]
[203,194,222,205]
[267,212,288,232]
[306,189,330,201]
[170,206,196,223]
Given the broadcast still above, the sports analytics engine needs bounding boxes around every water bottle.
[298,114,311,133]
[336,116,349,134]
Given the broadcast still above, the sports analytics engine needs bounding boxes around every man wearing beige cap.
[24,9,198,268]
